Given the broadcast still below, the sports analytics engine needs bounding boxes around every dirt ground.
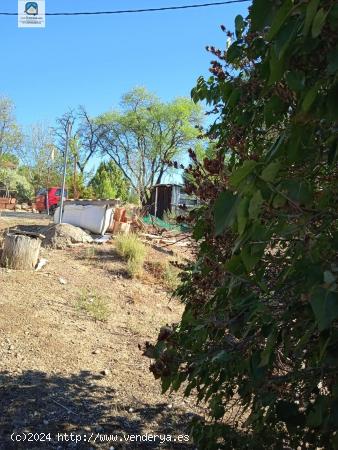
[0,212,201,449]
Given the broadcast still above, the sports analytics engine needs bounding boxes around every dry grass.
[115,233,147,278]
[0,212,201,448]
[76,290,110,322]
[83,246,97,259]
[163,262,181,290]
[145,259,181,292]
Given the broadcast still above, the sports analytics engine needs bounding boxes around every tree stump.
[1,233,42,270]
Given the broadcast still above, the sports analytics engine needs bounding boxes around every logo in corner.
[25,2,38,15]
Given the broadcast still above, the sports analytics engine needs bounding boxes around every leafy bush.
[147,1,338,449]
[115,233,147,277]
[16,182,32,203]
[0,168,33,201]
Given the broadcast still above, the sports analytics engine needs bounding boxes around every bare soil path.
[0,213,200,449]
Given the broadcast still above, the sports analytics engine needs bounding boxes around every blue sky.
[1,0,249,124]
[1,0,249,178]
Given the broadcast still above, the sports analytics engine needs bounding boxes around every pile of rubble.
[15,203,38,213]
[43,223,93,249]
[0,197,16,211]
[109,207,131,234]
[0,197,38,213]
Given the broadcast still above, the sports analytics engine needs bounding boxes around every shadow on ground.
[77,247,131,279]
[0,370,196,449]
[0,212,49,220]
[5,224,53,235]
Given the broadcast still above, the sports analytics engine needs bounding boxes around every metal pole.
[46,165,50,215]
[46,186,49,215]
[154,186,158,218]
[59,121,71,224]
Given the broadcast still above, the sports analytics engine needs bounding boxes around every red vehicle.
[35,187,67,214]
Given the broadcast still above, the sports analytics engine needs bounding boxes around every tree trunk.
[1,233,42,270]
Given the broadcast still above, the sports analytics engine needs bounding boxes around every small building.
[148,183,199,219]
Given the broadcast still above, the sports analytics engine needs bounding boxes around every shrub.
[147,2,338,449]
[16,182,33,203]
[0,168,33,201]
[115,233,147,277]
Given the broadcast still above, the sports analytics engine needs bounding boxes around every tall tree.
[89,161,130,201]
[0,166,33,201]
[54,110,76,165]
[20,124,61,192]
[77,106,102,174]
[96,87,202,203]
[54,107,101,176]
[0,96,23,160]
[0,153,32,201]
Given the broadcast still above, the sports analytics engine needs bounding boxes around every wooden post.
[1,233,43,270]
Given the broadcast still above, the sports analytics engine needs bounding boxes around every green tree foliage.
[0,167,33,201]
[0,152,19,168]
[147,1,338,448]
[20,124,61,193]
[90,161,130,201]
[64,171,90,199]
[0,96,23,158]
[0,147,33,202]
[96,87,202,203]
